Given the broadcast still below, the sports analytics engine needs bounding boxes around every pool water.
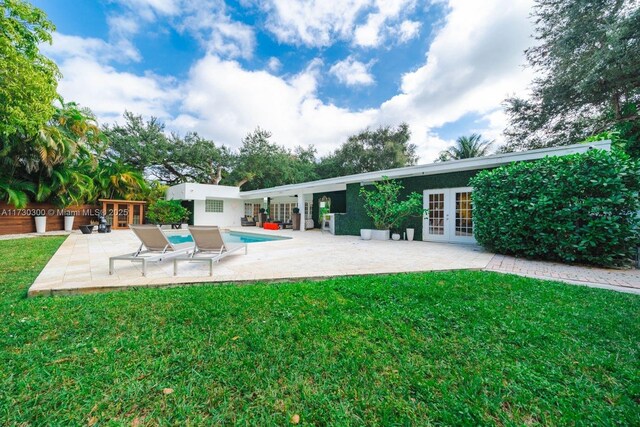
[167,231,289,245]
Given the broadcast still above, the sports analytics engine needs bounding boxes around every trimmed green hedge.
[470,149,640,267]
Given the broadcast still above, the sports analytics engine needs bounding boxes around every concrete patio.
[26,228,640,296]
[28,228,493,296]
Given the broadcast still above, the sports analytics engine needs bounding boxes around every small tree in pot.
[147,200,190,228]
[359,177,427,240]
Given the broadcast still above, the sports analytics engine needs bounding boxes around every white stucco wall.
[167,183,240,200]
[193,198,244,227]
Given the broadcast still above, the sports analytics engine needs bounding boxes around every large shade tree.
[227,127,318,190]
[502,0,640,155]
[103,112,232,185]
[436,134,493,162]
[317,123,418,179]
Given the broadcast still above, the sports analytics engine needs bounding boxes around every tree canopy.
[503,0,640,154]
[103,112,232,185]
[227,127,318,190]
[317,123,417,178]
[0,0,59,139]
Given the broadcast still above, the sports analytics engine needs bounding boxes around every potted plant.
[359,177,428,241]
[292,207,301,230]
[406,228,415,241]
[34,211,47,234]
[147,200,190,228]
[63,209,75,232]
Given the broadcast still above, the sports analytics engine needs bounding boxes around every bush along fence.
[470,149,640,268]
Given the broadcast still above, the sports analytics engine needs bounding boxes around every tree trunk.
[210,165,224,185]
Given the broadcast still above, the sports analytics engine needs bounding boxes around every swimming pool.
[166,230,290,245]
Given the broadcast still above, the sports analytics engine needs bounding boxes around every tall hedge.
[470,149,640,267]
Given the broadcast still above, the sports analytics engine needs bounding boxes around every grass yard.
[0,237,639,425]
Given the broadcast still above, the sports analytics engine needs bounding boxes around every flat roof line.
[239,140,611,198]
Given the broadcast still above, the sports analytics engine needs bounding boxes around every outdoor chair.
[173,226,247,276]
[109,225,194,276]
[240,215,256,226]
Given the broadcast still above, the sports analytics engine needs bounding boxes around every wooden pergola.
[99,199,146,230]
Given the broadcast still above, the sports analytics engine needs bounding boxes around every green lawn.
[0,237,639,425]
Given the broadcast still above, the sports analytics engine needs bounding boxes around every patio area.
[28,228,493,296]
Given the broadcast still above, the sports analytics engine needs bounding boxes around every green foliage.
[146,199,190,225]
[471,149,640,267]
[2,238,640,424]
[103,112,233,185]
[1,101,107,207]
[318,123,417,179]
[228,127,318,190]
[437,133,493,162]
[0,0,59,139]
[318,206,330,224]
[92,158,147,202]
[503,0,640,152]
[129,180,169,204]
[359,177,427,230]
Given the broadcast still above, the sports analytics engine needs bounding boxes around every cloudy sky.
[34,0,536,162]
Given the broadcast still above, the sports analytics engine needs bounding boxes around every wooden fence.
[0,203,99,235]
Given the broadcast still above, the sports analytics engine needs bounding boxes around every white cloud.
[172,54,377,153]
[260,0,418,48]
[259,0,371,46]
[267,57,282,72]
[353,0,416,47]
[397,20,421,43]
[107,0,256,59]
[180,9,256,59]
[43,33,140,64]
[329,56,375,86]
[48,0,535,163]
[43,34,179,122]
[378,0,535,160]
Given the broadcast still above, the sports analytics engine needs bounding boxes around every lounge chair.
[109,225,194,276]
[240,215,256,226]
[173,226,247,276]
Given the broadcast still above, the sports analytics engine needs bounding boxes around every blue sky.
[34,0,535,161]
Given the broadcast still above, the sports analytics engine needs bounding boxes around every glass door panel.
[423,188,475,243]
[423,190,449,242]
[455,192,473,237]
[117,204,129,228]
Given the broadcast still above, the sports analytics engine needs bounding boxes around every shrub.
[470,149,640,267]
[147,200,190,225]
[359,177,427,231]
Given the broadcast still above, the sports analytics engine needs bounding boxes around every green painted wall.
[334,169,483,240]
[311,190,347,228]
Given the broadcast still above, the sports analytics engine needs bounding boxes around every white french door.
[423,187,475,243]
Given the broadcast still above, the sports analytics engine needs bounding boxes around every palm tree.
[93,159,146,201]
[437,134,493,162]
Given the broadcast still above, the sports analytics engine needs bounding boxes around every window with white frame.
[205,199,224,213]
